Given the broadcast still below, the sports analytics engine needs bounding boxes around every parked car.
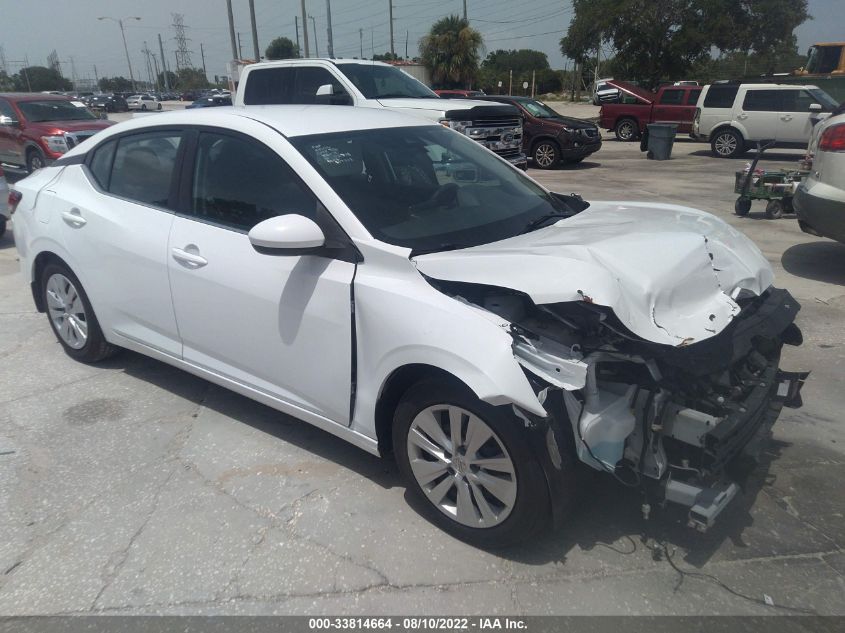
[477,95,601,168]
[235,58,527,169]
[87,94,129,113]
[127,94,163,111]
[12,106,807,546]
[794,109,845,242]
[0,93,114,172]
[599,81,702,141]
[692,82,839,158]
[434,89,486,98]
[592,78,620,105]
[179,90,203,102]
[186,95,232,108]
[0,165,9,237]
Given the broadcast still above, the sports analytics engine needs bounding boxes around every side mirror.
[0,115,19,127]
[248,214,325,253]
[809,103,823,112]
[316,84,334,96]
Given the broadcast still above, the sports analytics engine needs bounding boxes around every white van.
[692,82,838,157]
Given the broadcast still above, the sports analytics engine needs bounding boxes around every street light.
[98,16,142,91]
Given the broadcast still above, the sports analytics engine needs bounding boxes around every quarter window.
[742,90,782,112]
[88,139,117,189]
[108,132,182,208]
[703,85,738,108]
[190,132,318,231]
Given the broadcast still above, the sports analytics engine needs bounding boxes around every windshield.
[519,99,561,119]
[809,88,839,111]
[18,100,97,122]
[335,63,437,99]
[291,125,576,253]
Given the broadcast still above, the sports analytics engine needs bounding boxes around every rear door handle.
[60,208,86,227]
[171,247,208,268]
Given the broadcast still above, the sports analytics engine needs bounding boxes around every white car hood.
[376,97,492,112]
[412,202,774,346]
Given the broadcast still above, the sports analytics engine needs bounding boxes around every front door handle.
[781,115,793,121]
[60,208,86,227]
[171,247,208,268]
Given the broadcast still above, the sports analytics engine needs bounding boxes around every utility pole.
[225,0,238,61]
[531,69,535,98]
[310,16,319,57]
[93,65,99,89]
[300,0,310,58]
[151,53,160,90]
[388,0,395,56]
[98,16,141,91]
[508,69,512,95]
[237,32,244,60]
[295,17,301,55]
[248,0,260,61]
[463,0,467,20]
[158,33,170,90]
[200,43,207,79]
[359,28,363,58]
[405,31,408,59]
[326,0,335,59]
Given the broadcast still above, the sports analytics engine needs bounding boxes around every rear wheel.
[41,263,116,363]
[532,140,560,169]
[614,118,638,142]
[393,378,551,548]
[711,128,745,158]
[765,199,784,219]
[735,197,752,216]
[0,217,6,238]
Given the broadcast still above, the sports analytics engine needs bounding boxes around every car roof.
[0,93,74,102]
[247,58,393,69]
[62,105,438,153]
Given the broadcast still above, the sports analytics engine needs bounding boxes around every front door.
[167,130,355,424]
[779,89,824,143]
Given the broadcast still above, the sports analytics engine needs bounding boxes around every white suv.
[692,83,838,158]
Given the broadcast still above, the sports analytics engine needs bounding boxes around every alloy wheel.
[45,273,88,349]
[29,153,45,171]
[617,120,635,141]
[714,132,738,156]
[406,404,517,528]
[534,143,557,168]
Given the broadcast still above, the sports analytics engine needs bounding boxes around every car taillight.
[8,190,22,215]
[819,123,845,152]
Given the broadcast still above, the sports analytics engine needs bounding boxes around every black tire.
[393,378,552,548]
[26,148,46,174]
[41,262,117,363]
[614,118,639,142]
[532,139,560,170]
[782,196,794,214]
[0,217,6,238]
[711,128,746,158]
[105,104,113,113]
[157,103,162,111]
[735,197,752,216]
[141,103,147,111]
[765,199,784,219]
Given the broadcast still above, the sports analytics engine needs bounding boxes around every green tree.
[98,76,133,92]
[561,0,810,86]
[174,67,209,90]
[265,36,300,60]
[373,52,400,61]
[156,70,178,90]
[12,66,72,92]
[419,15,484,89]
[482,49,550,73]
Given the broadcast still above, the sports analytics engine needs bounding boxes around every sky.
[0,0,841,86]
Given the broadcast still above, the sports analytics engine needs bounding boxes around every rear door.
[737,89,782,142]
[652,88,688,129]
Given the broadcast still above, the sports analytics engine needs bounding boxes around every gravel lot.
[0,104,843,615]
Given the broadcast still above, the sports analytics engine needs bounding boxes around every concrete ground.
[0,110,844,616]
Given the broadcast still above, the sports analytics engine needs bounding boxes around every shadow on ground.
[103,348,784,572]
[782,240,845,286]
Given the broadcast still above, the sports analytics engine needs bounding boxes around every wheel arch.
[709,124,745,144]
[30,250,75,312]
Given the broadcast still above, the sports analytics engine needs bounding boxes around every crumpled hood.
[413,202,774,346]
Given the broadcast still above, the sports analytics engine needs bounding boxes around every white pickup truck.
[233,58,527,169]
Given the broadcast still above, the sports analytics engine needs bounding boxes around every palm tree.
[419,15,484,89]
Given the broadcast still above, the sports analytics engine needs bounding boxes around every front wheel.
[735,197,752,216]
[141,103,147,111]
[0,217,6,238]
[765,199,784,219]
[27,148,46,173]
[532,140,560,170]
[711,129,745,158]
[393,378,552,548]
[614,118,638,142]
[42,263,117,363]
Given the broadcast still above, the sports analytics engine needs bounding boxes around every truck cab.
[598,81,701,141]
[234,59,527,168]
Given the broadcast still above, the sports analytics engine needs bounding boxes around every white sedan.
[10,106,806,546]
[126,94,162,111]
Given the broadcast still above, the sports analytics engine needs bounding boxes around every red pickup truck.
[599,81,702,142]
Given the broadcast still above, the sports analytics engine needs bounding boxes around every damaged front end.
[435,280,807,532]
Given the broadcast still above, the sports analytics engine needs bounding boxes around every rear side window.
[189,131,318,231]
[703,85,738,108]
[242,67,295,105]
[108,132,182,208]
[658,89,685,105]
[742,90,782,112]
[88,140,117,189]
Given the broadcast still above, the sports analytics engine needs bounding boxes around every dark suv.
[0,94,114,172]
[477,95,602,169]
[86,94,129,113]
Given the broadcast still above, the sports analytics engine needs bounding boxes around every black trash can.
[646,123,678,160]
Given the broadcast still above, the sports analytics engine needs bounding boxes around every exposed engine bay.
[430,278,807,531]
